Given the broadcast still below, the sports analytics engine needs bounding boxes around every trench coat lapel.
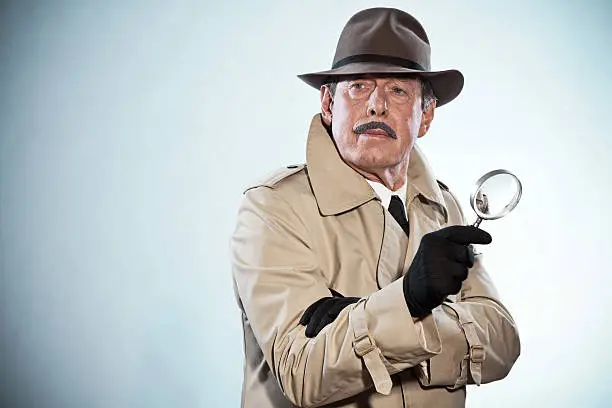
[305,114,378,215]
[404,143,449,268]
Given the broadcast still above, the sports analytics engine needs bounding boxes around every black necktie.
[388,195,410,237]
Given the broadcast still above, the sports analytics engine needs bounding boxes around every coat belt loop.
[459,319,484,385]
[445,303,485,386]
[350,300,393,395]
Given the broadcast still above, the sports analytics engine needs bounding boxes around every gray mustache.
[353,121,397,139]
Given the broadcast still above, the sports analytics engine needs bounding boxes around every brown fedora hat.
[298,8,464,107]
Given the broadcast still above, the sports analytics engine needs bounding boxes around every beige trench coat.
[231,114,520,408]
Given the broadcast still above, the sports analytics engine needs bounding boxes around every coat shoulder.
[243,164,307,194]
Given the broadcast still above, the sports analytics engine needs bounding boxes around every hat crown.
[297,7,464,107]
[332,8,431,71]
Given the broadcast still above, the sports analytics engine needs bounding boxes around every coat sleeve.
[415,190,521,389]
[231,186,442,407]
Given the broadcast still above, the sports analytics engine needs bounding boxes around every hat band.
[332,54,426,71]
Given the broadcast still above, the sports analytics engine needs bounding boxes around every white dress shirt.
[365,179,408,209]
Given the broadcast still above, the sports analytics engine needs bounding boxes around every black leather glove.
[403,225,492,318]
[300,290,360,338]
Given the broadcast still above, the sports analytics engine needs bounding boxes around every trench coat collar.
[305,113,448,219]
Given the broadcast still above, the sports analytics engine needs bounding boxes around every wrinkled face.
[320,76,435,176]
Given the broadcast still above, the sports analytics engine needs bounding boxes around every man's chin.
[351,157,402,172]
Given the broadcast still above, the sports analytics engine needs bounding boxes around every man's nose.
[367,87,388,117]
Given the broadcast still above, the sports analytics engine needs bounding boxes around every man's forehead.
[336,75,420,85]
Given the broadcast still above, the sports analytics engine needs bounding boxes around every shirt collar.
[365,179,407,209]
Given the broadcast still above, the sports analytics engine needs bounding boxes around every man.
[231,7,520,408]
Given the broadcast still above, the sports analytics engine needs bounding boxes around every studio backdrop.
[1,1,611,407]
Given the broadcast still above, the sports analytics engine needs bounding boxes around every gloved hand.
[403,225,492,318]
[300,290,360,338]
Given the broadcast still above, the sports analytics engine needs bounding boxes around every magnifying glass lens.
[477,174,519,216]
[470,170,522,227]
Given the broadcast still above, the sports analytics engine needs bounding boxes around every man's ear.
[320,85,333,126]
[417,100,436,138]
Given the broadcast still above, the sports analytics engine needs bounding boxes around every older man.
[231,8,520,408]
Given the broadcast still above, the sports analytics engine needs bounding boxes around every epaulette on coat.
[436,179,449,191]
[243,164,306,193]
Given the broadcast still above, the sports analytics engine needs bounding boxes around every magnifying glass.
[470,169,522,228]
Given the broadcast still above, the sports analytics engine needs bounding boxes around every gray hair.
[324,77,437,110]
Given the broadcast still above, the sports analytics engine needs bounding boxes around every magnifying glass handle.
[472,217,483,228]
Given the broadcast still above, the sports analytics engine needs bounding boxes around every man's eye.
[351,83,366,90]
[392,87,407,95]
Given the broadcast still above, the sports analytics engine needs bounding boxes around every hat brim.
[297,62,464,107]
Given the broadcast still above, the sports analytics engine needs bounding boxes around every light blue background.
[2,1,611,407]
